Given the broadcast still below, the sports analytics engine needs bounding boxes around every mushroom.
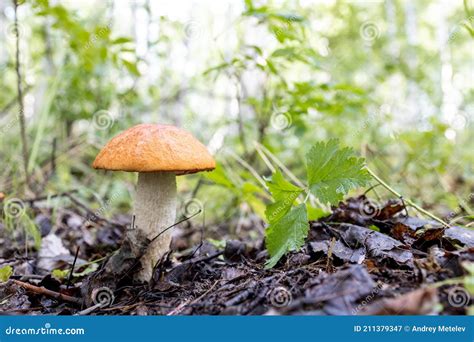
[92,124,215,281]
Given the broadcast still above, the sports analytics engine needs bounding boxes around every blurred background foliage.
[0,0,473,243]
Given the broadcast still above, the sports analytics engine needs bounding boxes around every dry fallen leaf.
[359,287,438,315]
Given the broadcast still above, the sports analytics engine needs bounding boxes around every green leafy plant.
[264,139,371,267]
[0,265,13,283]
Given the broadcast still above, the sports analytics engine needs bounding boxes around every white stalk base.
[132,172,177,282]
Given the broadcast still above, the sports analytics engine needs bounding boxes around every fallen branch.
[12,279,83,305]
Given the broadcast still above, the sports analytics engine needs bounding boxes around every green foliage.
[31,0,139,134]
[72,263,99,277]
[265,204,308,268]
[265,170,303,223]
[0,0,472,264]
[3,210,41,250]
[306,139,371,205]
[0,265,13,282]
[52,269,69,280]
[306,203,328,221]
[264,140,369,267]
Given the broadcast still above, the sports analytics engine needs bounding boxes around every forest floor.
[0,195,473,315]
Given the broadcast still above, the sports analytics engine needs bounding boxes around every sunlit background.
[0,0,473,238]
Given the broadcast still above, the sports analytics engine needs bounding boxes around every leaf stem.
[227,149,268,190]
[254,141,305,188]
[254,142,276,173]
[366,167,450,228]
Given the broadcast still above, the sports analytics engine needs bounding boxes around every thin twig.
[67,246,80,289]
[326,237,336,272]
[169,280,219,315]
[166,298,192,316]
[0,85,32,116]
[227,150,268,190]
[74,302,104,316]
[362,183,381,196]
[366,167,450,228]
[191,280,219,305]
[50,137,57,177]
[13,0,30,193]
[254,141,305,188]
[12,279,83,305]
[119,210,205,282]
[254,142,276,173]
[150,210,203,244]
[184,206,206,261]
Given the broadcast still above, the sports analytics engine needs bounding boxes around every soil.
[0,195,472,315]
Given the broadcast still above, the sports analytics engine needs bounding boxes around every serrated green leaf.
[265,170,303,223]
[267,169,302,195]
[0,265,13,282]
[306,139,371,205]
[265,204,308,268]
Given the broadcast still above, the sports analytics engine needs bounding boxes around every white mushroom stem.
[132,172,177,282]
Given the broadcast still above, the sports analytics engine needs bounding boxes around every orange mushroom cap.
[92,124,216,175]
